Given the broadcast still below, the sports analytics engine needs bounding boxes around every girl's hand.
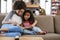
[21,26,30,29]
[23,27,29,29]
[24,26,33,29]
[29,25,33,28]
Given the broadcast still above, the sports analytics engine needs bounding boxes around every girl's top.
[22,21,32,27]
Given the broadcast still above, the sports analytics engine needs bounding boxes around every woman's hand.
[0,28,8,32]
[31,20,37,27]
[12,22,17,26]
[3,20,11,24]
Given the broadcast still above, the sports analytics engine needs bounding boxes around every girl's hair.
[13,1,26,10]
[22,10,35,24]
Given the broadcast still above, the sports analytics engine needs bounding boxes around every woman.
[0,1,36,37]
[0,1,26,37]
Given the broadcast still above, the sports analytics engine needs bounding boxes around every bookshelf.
[26,3,39,8]
[51,0,60,15]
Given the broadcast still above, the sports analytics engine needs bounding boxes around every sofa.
[0,14,60,40]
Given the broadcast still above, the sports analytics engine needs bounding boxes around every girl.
[22,10,47,35]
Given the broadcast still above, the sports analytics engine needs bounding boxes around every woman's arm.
[0,28,9,31]
[31,19,37,27]
[2,19,12,24]
[2,11,14,24]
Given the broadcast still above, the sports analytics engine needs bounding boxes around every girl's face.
[24,12,30,20]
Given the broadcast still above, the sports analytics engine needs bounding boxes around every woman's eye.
[18,11,23,13]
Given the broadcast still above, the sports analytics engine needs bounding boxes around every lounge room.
[0,0,60,40]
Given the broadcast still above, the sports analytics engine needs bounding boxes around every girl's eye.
[25,13,30,16]
[26,15,30,16]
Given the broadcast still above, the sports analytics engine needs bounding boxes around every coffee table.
[19,36,43,40]
[0,36,44,40]
[0,37,15,40]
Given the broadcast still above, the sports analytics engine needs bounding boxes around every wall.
[7,0,12,13]
[1,0,12,13]
[40,0,51,15]
[0,0,1,12]
[45,0,51,15]
[1,0,51,15]
[1,0,7,13]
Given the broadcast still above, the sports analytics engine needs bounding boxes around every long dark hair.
[22,10,35,24]
[13,1,26,10]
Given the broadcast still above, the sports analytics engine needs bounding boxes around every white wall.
[0,0,1,13]
[40,0,51,15]
[40,0,45,9]
[1,0,51,15]
[45,0,51,15]
[1,0,12,13]
[7,0,12,13]
[1,0,7,13]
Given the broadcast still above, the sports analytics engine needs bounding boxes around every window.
[1,0,7,13]
[1,0,12,13]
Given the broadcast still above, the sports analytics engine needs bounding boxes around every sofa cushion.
[0,14,6,27]
[54,16,60,34]
[22,33,60,40]
[40,33,60,40]
[35,16,54,33]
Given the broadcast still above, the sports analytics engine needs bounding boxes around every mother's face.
[16,9,25,16]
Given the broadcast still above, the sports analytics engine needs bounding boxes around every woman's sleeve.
[2,11,14,24]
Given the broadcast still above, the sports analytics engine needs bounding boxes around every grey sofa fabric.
[22,33,60,40]
[40,33,60,40]
[35,16,54,33]
[0,14,60,40]
[54,16,60,34]
[0,14,6,27]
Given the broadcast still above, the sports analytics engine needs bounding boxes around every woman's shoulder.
[11,10,16,13]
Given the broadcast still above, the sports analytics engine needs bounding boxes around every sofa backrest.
[54,16,60,34]
[0,14,6,27]
[0,15,55,33]
[35,16,54,33]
